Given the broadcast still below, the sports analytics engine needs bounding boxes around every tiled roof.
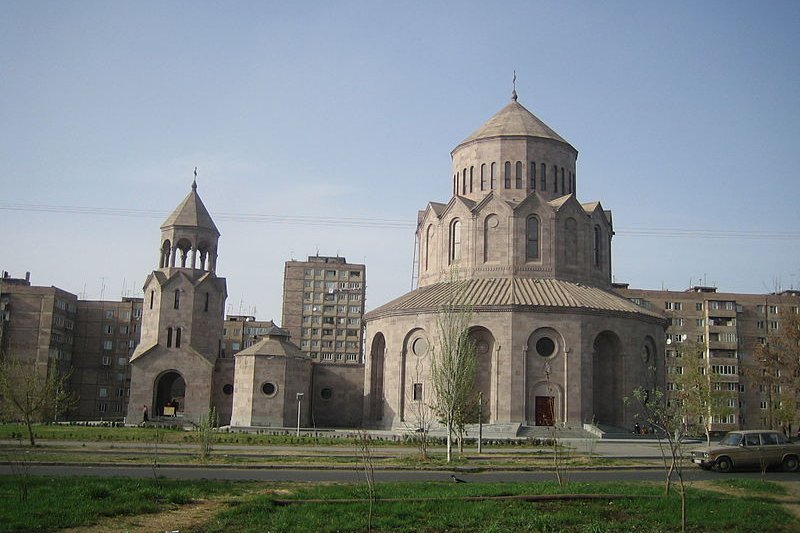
[161,185,219,235]
[455,100,574,150]
[235,331,305,359]
[366,278,665,320]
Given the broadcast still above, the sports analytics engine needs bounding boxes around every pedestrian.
[634,423,641,435]
[142,404,149,423]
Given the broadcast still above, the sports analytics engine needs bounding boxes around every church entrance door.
[534,396,555,426]
[155,371,186,418]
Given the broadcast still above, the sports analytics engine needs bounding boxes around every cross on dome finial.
[192,167,198,190]
[511,70,518,101]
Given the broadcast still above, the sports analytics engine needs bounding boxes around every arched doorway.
[592,331,624,427]
[469,326,495,423]
[369,333,386,422]
[155,371,186,417]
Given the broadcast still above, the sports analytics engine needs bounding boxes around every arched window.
[483,214,498,263]
[530,162,536,190]
[504,161,511,189]
[480,164,486,190]
[572,172,576,193]
[175,327,182,348]
[469,166,474,193]
[565,218,577,265]
[453,175,457,195]
[449,219,462,264]
[462,168,467,195]
[167,327,173,348]
[593,225,602,267]
[515,161,523,189]
[526,216,540,260]
[204,292,209,312]
[490,163,496,190]
[425,225,434,271]
[553,165,559,193]
[561,168,565,194]
[540,163,546,191]
[149,290,154,310]
[173,289,180,310]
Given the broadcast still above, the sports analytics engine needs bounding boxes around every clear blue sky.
[2,1,799,322]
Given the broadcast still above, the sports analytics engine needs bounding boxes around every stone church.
[363,91,666,431]
[126,91,666,431]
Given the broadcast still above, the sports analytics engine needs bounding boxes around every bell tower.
[127,175,228,424]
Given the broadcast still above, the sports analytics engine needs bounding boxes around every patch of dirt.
[692,479,800,521]
[60,488,290,532]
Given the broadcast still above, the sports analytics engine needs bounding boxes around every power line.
[1,202,799,239]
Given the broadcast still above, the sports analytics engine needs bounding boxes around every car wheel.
[782,455,799,473]
[715,457,733,473]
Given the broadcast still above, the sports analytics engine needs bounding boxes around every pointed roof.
[161,181,220,235]
[234,327,306,359]
[455,98,574,151]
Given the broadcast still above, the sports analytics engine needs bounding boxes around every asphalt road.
[3,464,799,485]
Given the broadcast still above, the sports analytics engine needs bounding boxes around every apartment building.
[70,297,143,420]
[281,256,365,364]
[615,284,800,432]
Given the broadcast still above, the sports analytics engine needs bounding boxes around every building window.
[175,327,182,348]
[103,341,113,351]
[515,161,523,189]
[204,292,209,312]
[469,166,474,193]
[261,382,277,396]
[320,387,333,400]
[553,165,558,193]
[425,225,433,271]
[167,327,173,348]
[490,162,497,189]
[526,216,539,260]
[413,383,423,401]
[504,161,511,189]
[449,219,461,263]
[174,289,180,310]
[530,161,536,190]
[101,355,111,365]
[104,324,113,334]
[480,163,486,190]
[223,384,234,395]
[540,163,546,191]
[105,310,114,319]
[696,303,703,311]
[99,387,108,398]
[593,226,602,267]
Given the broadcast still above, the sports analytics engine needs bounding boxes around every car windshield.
[720,433,742,446]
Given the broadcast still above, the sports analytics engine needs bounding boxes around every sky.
[1,1,799,322]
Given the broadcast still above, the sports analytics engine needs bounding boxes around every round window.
[320,387,333,400]
[261,382,277,396]
[222,384,234,395]
[536,337,556,357]
[411,337,428,356]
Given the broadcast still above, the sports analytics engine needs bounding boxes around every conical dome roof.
[455,98,573,151]
[161,181,220,235]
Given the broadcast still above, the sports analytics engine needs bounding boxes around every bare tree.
[429,280,477,463]
[672,341,735,446]
[404,356,434,461]
[0,356,75,446]
[748,308,800,434]
[356,429,376,532]
[626,387,689,533]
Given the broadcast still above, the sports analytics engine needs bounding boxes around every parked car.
[692,430,800,472]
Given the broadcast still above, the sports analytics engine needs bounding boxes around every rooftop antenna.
[511,70,518,101]
[99,277,106,301]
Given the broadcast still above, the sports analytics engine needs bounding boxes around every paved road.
[3,464,799,485]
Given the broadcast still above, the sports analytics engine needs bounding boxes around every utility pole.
[296,392,304,437]
[478,391,483,453]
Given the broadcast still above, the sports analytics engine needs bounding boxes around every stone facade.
[364,93,667,431]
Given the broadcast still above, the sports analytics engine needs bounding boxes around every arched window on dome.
[175,327,182,348]
[449,219,462,264]
[425,225,434,271]
[540,163,547,191]
[453,174,457,196]
[490,163,497,190]
[515,161,523,189]
[530,162,536,191]
[553,165,559,193]
[593,225,602,268]
[504,161,511,189]
[480,164,486,191]
[483,214,499,263]
[469,166,474,193]
[565,218,577,265]
[167,327,173,348]
[561,168,565,194]
[462,168,467,195]
[526,216,540,261]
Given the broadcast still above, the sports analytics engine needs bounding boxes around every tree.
[671,341,735,446]
[749,308,800,434]
[429,280,477,463]
[0,357,75,446]
[626,387,689,533]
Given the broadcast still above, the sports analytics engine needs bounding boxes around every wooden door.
[535,396,555,426]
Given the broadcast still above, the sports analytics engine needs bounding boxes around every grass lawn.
[1,476,792,533]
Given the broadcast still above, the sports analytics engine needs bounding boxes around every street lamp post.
[296,392,304,437]
[478,391,483,453]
